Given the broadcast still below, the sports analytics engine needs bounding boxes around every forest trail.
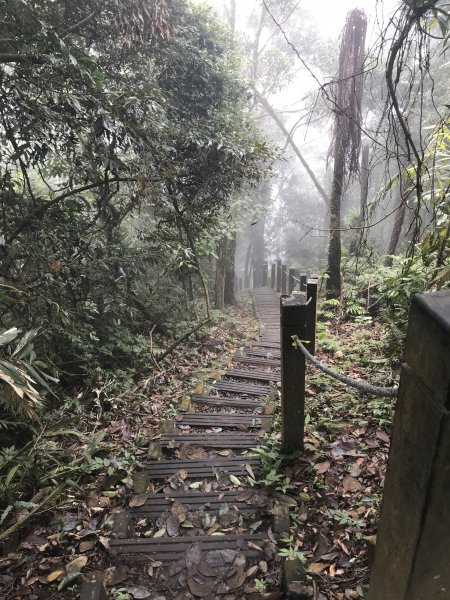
[97,289,286,599]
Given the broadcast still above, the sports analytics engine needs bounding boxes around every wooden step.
[109,532,268,560]
[160,433,261,449]
[131,490,265,518]
[244,349,280,359]
[177,412,271,429]
[224,368,280,383]
[212,381,271,396]
[233,356,280,368]
[144,457,260,480]
[191,395,265,410]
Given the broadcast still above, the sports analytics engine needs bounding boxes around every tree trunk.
[257,93,330,207]
[251,219,265,288]
[384,192,407,267]
[214,237,226,309]
[244,241,252,288]
[224,233,236,306]
[327,142,345,299]
[350,143,370,255]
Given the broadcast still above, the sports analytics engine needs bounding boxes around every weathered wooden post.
[299,272,307,292]
[368,291,450,600]
[288,268,296,294]
[262,262,268,287]
[281,264,287,295]
[305,278,318,355]
[270,263,276,289]
[280,295,306,453]
[276,259,282,293]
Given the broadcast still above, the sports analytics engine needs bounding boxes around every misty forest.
[0,0,449,599]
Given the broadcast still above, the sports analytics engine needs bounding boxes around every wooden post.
[280,295,306,453]
[281,264,287,295]
[306,278,318,355]
[262,262,268,287]
[270,263,276,289]
[288,268,296,294]
[368,291,450,600]
[239,277,242,291]
[299,273,307,292]
[276,259,282,293]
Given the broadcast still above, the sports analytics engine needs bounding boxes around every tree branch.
[256,91,330,206]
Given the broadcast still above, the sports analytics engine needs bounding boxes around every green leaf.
[0,328,21,347]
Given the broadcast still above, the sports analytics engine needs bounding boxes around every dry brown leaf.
[314,461,331,474]
[342,475,362,493]
[129,493,149,508]
[376,429,390,444]
[171,500,187,523]
[79,540,96,553]
[308,562,327,574]
[66,556,87,573]
[47,570,64,582]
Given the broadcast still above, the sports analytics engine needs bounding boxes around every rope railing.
[292,335,399,398]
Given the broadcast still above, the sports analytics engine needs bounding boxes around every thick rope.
[293,335,398,398]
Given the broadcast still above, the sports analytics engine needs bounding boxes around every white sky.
[201,0,400,41]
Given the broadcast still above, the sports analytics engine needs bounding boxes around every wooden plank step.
[144,457,260,480]
[109,532,267,559]
[160,433,260,448]
[177,412,271,428]
[233,356,280,368]
[131,490,262,518]
[191,395,265,410]
[212,381,271,396]
[244,349,280,359]
[225,369,280,383]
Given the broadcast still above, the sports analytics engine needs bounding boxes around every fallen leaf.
[308,562,327,574]
[129,493,149,508]
[128,586,152,599]
[376,429,390,444]
[153,528,166,538]
[47,570,64,582]
[171,500,187,523]
[186,543,202,569]
[188,571,215,598]
[166,515,180,537]
[79,540,96,553]
[246,463,255,479]
[342,475,363,493]
[66,556,87,573]
[58,572,81,591]
[314,461,331,474]
[246,565,258,577]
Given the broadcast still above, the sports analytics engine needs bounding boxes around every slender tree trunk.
[244,241,253,288]
[251,219,265,288]
[224,233,236,306]
[214,238,226,309]
[358,144,370,228]
[327,143,345,299]
[385,187,408,267]
[257,93,330,207]
[350,143,370,255]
